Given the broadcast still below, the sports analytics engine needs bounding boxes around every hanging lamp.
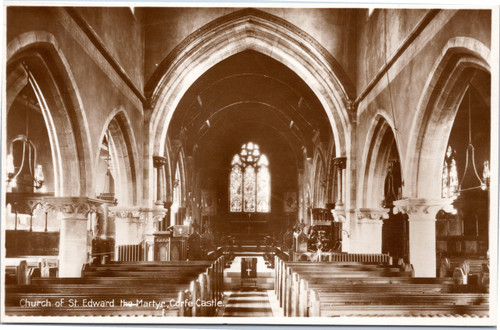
[458,87,489,193]
[6,75,45,191]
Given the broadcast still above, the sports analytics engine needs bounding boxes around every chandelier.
[6,67,45,192]
[7,135,45,191]
[442,87,489,201]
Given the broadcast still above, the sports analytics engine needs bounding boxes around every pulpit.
[154,230,188,261]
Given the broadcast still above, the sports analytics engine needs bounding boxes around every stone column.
[143,207,168,261]
[331,157,347,253]
[153,156,168,207]
[108,206,167,261]
[44,197,101,277]
[333,157,347,208]
[331,209,349,252]
[108,207,144,248]
[393,198,452,277]
[163,201,173,231]
[353,208,389,254]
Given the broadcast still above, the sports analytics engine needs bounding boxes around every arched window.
[230,142,270,213]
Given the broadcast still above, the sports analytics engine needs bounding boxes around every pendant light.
[458,87,489,193]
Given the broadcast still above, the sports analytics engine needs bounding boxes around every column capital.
[333,157,347,169]
[356,208,390,222]
[109,206,167,222]
[43,197,103,218]
[393,198,453,221]
[153,155,168,168]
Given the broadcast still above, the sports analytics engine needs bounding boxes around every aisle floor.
[218,256,282,317]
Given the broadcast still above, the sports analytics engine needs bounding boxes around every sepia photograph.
[1,2,498,326]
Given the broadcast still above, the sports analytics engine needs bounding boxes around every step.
[226,271,273,278]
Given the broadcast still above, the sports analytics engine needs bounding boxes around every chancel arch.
[146,8,354,207]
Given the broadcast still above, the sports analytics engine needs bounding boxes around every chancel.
[2,5,495,323]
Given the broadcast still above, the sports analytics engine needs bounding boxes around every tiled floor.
[221,290,273,317]
[218,256,282,317]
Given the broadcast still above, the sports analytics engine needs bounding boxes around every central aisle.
[222,291,273,317]
[218,256,282,317]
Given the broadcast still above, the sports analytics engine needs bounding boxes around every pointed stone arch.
[145,8,354,205]
[359,112,403,208]
[405,37,491,199]
[6,31,92,196]
[95,108,139,205]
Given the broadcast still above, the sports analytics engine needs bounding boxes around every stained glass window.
[442,145,459,199]
[244,165,256,212]
[256,155,270,212]
[230,143,270,213]
[230,155,243,212]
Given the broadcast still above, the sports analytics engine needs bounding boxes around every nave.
[2,5,494,324]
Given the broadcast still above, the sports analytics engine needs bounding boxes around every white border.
[1,1,498,327]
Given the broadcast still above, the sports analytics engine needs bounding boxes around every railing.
[292,251,392,264]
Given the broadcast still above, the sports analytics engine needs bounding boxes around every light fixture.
[458,87,489,192]
[7,64,45,192]
[382,160,402,208]
[7,134,45,191]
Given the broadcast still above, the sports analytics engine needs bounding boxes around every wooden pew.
[5,256,225,317]
[274,257,412,311]
[311,299,490,317]
[275,256,489,318]
[5,266,17,285]
[445,258,488,276]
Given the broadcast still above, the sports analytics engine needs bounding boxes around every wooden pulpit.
[154,230,188,261]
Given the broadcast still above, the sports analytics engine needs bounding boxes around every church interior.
[2,6,495,321]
